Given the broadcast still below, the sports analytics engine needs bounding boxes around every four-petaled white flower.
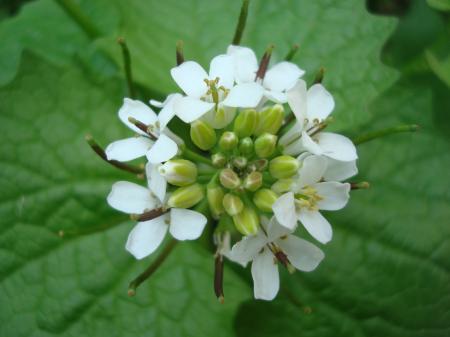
[279,80,357,162]
[228,217,324,300]
[223,45,305,107]
[272,154,351,244]
[105,98,180,164]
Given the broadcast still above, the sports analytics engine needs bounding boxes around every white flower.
[105,98,179,164]
[170,55,237,127]
[272,155,351,244]
[279,80,358,162]
[228,217,324,300]
[223,45,304,107]
[106,175,207,259]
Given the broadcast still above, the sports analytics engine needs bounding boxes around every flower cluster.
[103,44,358,301]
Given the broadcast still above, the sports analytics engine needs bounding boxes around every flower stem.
[182,148,212,165]
[352,124,419,145]
[117,37,136,99]
[128,238,178,296]
[232,0,250,45]
[54,0,101,39]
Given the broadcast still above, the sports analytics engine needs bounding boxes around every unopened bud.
[271,179,293,194]
[190,120,217,150]
[167,183,204,208]
[219,168,241,189]
[233,109,258,137]
[223,193,244,216]
[244,171,263,191]
[254,104,284,136]
[207,185,225,219]
[239,137,253,155]
[219,131,238,151]
[212,152,227,168]
[232,206,259,236]
[232,156,248,170]
[159,159,197,186]
[248,159,268,172]
[254,133,277,158]
[269,155,299,179]
[253,188,278,212]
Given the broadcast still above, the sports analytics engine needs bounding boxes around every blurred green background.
[0,0,449,336]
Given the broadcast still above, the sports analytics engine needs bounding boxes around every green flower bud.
[271,179,293,194]
[167,183,204,209]
[254,104,284,136]
[223,193,244,216]
[232,206,259,236]
[254,133,277,158]
[211,152,227,168]
[159,159,197,186]
[233,109,258,137]
[190,120,217,150]
[239,137,254,155]
[244,171,263,191]
[232,156,248,170]
[219,168,241,189]
[248,159,268,172]
[253,188,278,212]
[207,185,225,219]
[219,131,238,151]
[269,155,299,179]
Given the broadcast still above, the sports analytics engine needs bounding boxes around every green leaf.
[234,74,450,337]
[0,53,250,337]
[427,0,450,11]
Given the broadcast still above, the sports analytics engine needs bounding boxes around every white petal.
[300,131,324,156]
[316,132,358,161]
[279,120,303,148]
[297,155,327,188]
[277,235,324,272]
[222,82,264,108]
[209,54,234,89]
[228,232,267,267]
[119,98,158,135]
[266,217,292,242]
[146,163,167,203]
[307,84,335,121]
[324,158,358,181]
[264,61,304,92]
[227,45,258,83]
[297,209,333,244]
[272,192,298,230]
[158,93,182,130]
[125,214,169,259]
[287,79,307,123]
[251,248,279,301]
[263,89,287,104]
[105,137,153,162]
[107,181,156,214]
[173,96,214,123]
[146,134,178,164]
[149,99,164,108]
[169,208,207,240]
[170,61,208,98]
[315,182,350,211]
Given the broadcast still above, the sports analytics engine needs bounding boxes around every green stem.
[117,37,136,99]
[231,0,250,45]
[183,148,212,165]
[352,124,419,145]
[54,0,101,39]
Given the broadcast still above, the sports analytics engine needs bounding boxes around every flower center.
[294,186,323,211]
[203,77,229,107]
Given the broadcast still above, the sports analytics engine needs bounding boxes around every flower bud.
[271,179,293,194]
[232,206,259,236]
[254,104,284,136]
[239,137,253,155]
[219,131,238,151]
[190,120,217,150]
[232,156,248,170]
[159,159,197,186]
[167,183,204,209]
[244,171,263,191]
[219,168,241,189]
[211,152,227,168]
[223,193,244,216]
[248,159,268,172]
[233,109,258,137]
[253,188,278,212]
[254,133,277,158]
[269,155,299,179]
[269,156,299,179]
[207,185,225,219]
